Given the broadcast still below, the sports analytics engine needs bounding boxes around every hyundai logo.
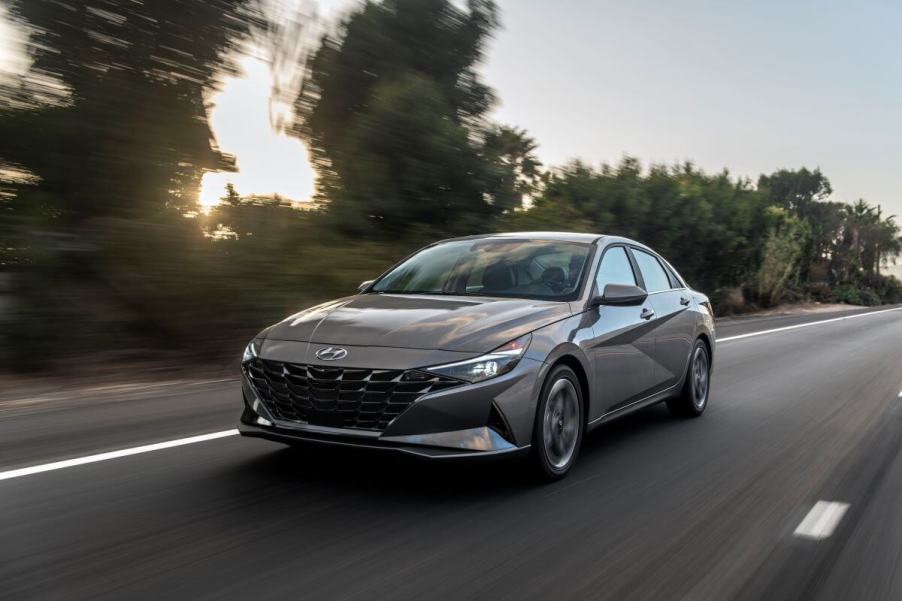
[315,347,348,361]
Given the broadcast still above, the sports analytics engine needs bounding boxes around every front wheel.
[531,365,584,480]
[667,339,711,418]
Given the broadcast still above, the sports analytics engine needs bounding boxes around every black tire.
[667,339,711,418]
[530,365,585,480]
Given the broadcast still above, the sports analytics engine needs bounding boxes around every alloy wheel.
[692,346,710,410]
[542,377,580,469]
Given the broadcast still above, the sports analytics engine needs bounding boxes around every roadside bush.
[802,281,832,303]
[868,275,902,304]
[709,286,750,315]
[829,284,863,306]
[753,210,805,307]
[827,275,902,306]
[857,288,883,306]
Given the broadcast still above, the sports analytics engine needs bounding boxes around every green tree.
[0,0,262,366]
[834,200,901,280]
[1,0,261,223]
[757,168,836,281]
[758,168,832,215]
[755,207,806,306]
[482,125,542,212]
[519,158,770,293]
[296,0,501,237]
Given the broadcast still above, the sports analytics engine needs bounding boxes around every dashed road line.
[793,501,850,540]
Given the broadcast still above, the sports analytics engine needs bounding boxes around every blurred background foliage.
[1,0,900,372]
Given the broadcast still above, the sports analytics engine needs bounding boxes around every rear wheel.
[667,339,710,418]
[531,365,584,480]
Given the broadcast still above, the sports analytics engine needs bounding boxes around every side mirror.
[591,283,648,307]
[358,279,374,293]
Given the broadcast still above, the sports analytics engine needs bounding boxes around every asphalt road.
[2,306,902,600]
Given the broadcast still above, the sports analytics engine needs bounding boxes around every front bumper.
[238,355,544,459]
[238,419,528,460]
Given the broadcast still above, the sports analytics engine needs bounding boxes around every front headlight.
[425,333,531,383]
[242,340,260,364]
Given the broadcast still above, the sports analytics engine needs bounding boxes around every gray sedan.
[239,232,715,479]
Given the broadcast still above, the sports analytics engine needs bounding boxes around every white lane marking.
[793,501,850,540]
[717,307,902,342]
[0,429,239,482]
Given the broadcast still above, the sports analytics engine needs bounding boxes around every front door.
[588,245,658,418]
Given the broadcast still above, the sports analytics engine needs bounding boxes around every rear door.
[629,247,694,392]
[587,245,658,418]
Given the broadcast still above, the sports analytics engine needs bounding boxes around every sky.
[199,51,315,208]
[0,5,27,84]
[484,1,902,216]
[2,1,901,220]
[215,0,902,215]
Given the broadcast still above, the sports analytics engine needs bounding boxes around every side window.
[632,249,671,293]
[595,246,636,292]
[664,263,684,289]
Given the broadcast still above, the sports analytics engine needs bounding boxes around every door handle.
[680,296,691,306]
[640,307,655,320]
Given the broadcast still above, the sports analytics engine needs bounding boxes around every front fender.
[521,313,595,432]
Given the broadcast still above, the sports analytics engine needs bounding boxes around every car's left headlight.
[242,340,260,364]
[425,333,532,383]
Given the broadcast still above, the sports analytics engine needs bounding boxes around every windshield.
[371,239,592,301]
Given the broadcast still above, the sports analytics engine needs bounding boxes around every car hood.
[263,293,573,353]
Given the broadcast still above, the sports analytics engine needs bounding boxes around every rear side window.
[632,248,671,293]
[595,246,636,291]
[664,263,684,289]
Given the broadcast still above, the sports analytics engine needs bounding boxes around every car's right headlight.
[424,333,531,383]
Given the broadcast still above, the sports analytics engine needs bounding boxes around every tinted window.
[595,246,636,292]
[664,263,684,289]
[632,248,671,293]
[371,239,591,301]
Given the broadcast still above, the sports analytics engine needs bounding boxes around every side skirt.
[587,381,681,432]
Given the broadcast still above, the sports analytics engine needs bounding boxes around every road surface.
[2,306,902,600]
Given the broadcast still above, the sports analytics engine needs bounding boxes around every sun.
[198,52,315,211]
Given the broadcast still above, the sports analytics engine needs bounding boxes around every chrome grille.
[245,358,463,431]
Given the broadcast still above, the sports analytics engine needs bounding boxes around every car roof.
[441,231,606,244]
[437,232,664,256]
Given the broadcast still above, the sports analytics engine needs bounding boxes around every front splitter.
[238,421,529,461]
